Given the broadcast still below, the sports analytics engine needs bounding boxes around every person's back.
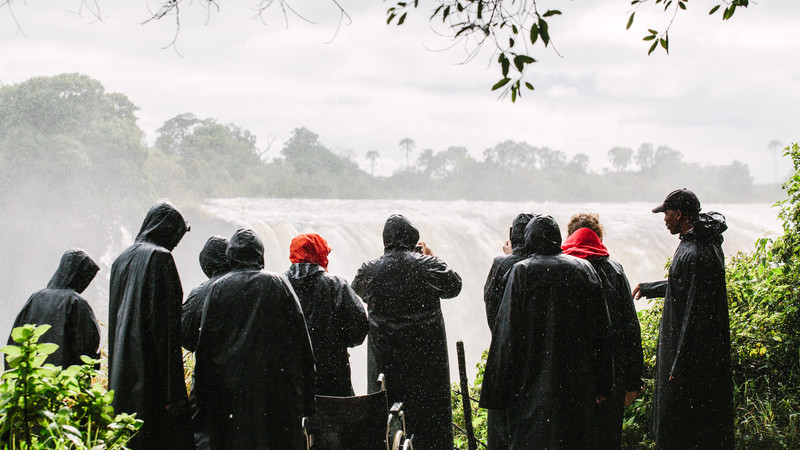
[563,223,644,449]
[353,214,462,450]
[7,248,100,369]
[481,215,611,449]
[194,228,315,450]
[182,235,231,352]
[285,233,368,397]
[108,202,193,450]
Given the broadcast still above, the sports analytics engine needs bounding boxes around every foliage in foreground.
[0,324,141,449]
[453,144,800,449]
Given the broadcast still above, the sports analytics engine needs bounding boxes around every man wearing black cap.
[633,189,734,449]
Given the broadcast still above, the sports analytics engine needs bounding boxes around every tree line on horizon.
[0,73,774,217]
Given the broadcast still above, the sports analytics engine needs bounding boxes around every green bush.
[0,324,141,449]
[455,144,800,449]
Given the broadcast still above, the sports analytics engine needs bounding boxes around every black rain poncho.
[193,229,316,450]
[352,214,463,450]
[285,262,368,396]
[484,213,535,331]
[480,215,612,449]
[182,236,231,352]
[482,213,534,450]
[6,248,100,369]
[108,202,194,450]
[638,212,734,449]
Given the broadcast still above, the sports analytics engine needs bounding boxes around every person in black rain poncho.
[182,235,231,351]
[633,189,734,449]
[352,214,463,450]
[482,212,534,449]
[193,228,316,450]
[6,248,100,369]
[562,213,644,449]
[285,233,368,397]
[181,235,231,450]
[480,214,612,449]
[108,202,194,450]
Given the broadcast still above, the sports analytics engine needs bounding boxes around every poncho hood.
[382,214,420,252]
[562,228,609,260]
[510,213,536,251]
[226,228,265,270]
[289,233,332,270]
[199,236,230,278]
[46,248,99,294]
[691,211,728,243]
[135,202,189,251]
[525,214,563,256]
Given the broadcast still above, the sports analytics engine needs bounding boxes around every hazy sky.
[2,1,798,182]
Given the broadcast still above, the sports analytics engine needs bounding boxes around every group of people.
[5,187,734,450]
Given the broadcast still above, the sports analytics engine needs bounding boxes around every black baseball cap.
[652,188,701,214]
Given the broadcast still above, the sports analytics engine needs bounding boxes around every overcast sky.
[2,0,798,182]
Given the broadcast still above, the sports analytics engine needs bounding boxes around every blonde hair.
[567,213,604,240]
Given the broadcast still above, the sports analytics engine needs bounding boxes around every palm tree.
[399,138,416,171]
[608,146,633,172]
[365,150,380,176]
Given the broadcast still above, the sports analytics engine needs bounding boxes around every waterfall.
[183,198,780,394]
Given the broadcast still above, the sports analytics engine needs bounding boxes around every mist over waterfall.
[181,198,779,393]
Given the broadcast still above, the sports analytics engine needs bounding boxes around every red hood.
[561,227,609,260]
[290,233,332,270]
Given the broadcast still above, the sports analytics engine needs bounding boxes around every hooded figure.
[182,236,231,351]
[637,211,734,449]
[108,202,194,450]
[285,233,368,397]
[482,213,534,450]
[352,214,463,450]
[193,228,316,450]
[480,215,612,449]
[6,249,100,369]
[180,236,232,450]
[562,227,643,449]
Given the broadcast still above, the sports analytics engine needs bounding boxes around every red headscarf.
[289,233,332,270]
[561,227,609,260]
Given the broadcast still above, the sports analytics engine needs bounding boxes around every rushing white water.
[190,198,781,394]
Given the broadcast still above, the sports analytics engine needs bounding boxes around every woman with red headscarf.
[562,214,644,450]
[285,233,368,396]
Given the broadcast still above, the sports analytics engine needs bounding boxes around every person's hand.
[417,241,434,256]
[502,240,512,255]
[624,389,642,407]
[632,284,642,300]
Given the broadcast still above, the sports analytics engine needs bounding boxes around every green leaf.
[648,40,658,55]
[430,4,444,19]
[525,82,535,90]
[11,326,33,343]
[542,10,562,17]
[643,35,656,41]
[511,85,517,102]
[387,13,396,24]
[443,5,451,21]
[499,54,510,77]
[398,12,407,25]
[678,1,686,10]
[1,345,21,356]
[627,12,635,30]
[647,29,658,35]
[530,23,539,45]
[709,5,720,14]
[509,37,515,47]
[37,343,59,355]
[491,77,512,91]
[539,19,550,46]
[513,54,536,72]
[33,324,51,339]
